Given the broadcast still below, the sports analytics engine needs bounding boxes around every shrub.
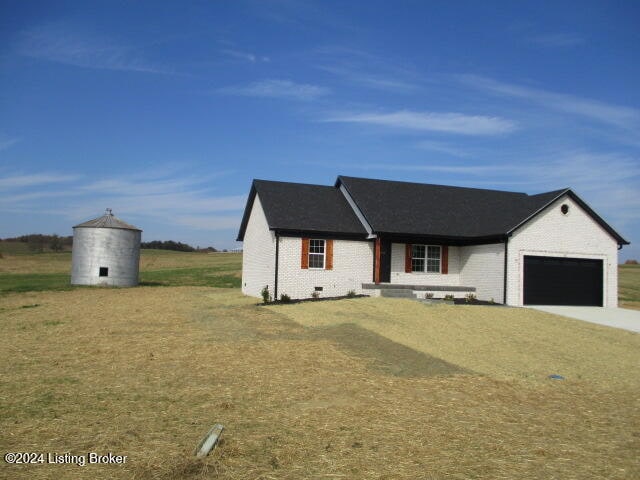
[311,291,320,300]
[260,285,271,304]
[625,259,638,265]
[424,292,434,299]
[489,298,495,304]
[280,293,291,303]
[465,293,477,303]
[346,290,357,298]
[444,294,454,301]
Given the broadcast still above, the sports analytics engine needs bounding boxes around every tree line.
[1,235,221,253]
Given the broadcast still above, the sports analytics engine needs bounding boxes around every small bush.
[261,285,271,304]
[280,293,291,303]
[465,293,477,303]
[424,292,434,299]
[444,294,454,301]
[625,259,638,265]
[489,298,495,305]
[311,291,320,300]
[346,290,357,298]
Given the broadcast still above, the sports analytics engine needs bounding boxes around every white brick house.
[237,176,628,307]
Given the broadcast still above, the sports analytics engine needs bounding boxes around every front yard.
[1,286,638,479]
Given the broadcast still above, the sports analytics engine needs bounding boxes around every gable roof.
[236,179,368,241]
[336,176,565,239]
[237,176,629,245]
[336,176,628,244]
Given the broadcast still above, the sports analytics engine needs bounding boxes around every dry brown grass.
[2,288,639,479]
[271,298,639,386]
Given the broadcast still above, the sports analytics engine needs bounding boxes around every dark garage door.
[523,256,603,306]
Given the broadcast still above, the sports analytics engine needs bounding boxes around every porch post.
[374,237,381,284]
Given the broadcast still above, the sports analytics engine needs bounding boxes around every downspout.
[274,232,279,300]
[503,234,509,305]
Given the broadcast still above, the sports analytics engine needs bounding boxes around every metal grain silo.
[71,209,142,287]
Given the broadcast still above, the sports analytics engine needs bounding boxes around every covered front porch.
[370,236,506,303]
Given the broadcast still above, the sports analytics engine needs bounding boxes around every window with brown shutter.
[301,238,309,269]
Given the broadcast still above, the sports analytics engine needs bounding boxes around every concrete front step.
[380,289,417,299]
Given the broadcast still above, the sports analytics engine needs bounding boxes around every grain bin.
[71,209,142,287]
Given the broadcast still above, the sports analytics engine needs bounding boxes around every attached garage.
[523,256,603,306]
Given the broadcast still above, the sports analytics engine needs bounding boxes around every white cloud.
[220,48,269,63]
[457,74,640,129]
[314,46,421,93]
[219,79,330,100]
[0,169,246,236]
[0,173,79,189]
[17,23,174,74]
[325,110,517,135]
[528,33,586,47]
[0,136,21,152]
[415,140,472,158]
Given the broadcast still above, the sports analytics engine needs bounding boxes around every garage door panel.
[523,256,603,306]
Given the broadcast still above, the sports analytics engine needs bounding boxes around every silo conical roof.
[73,209,142,231]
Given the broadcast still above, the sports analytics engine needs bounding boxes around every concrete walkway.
[530,306,640,333]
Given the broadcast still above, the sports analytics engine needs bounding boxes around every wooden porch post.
[374,237,381,284]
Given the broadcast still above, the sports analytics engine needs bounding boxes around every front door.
[380,239,392,283]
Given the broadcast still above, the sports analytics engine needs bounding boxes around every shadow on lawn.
[311,323,471,378]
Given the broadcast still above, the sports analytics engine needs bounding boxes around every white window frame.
[411,245,441,273]
[308,239,326,269]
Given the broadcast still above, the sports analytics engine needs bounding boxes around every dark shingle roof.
[337,176,568,238]
[236,180,368,240]
[237,176,628,245]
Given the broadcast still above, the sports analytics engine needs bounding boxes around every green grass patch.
[140,267,240,288]
[619,264,640,303]
[0,273,73,293]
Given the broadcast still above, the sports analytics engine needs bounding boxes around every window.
[308,239,325,269]
[411,245,441,273]
[99,267,109,277]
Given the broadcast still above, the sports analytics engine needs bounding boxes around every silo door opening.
[99,267,109,277]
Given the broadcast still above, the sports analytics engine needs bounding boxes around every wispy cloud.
[219,79,330,100]
[415,140,473,158]
[457,74,640,129]
[220,48,270,63]
[0,169,246,234]
[0,173,79,189]
[528,32,586,47]
[325,110,517,136]
[314,46,421,93]
[0,136,21,152]
[17,23,174,74]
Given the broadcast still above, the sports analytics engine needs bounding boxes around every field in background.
[0,249,241,293]
[619,264,640,310]
[1,251,639,479]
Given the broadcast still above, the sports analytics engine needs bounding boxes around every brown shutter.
[442,245,448,274]
[405,244,413,273]
[301,238,309,269]
[325,239,333,270]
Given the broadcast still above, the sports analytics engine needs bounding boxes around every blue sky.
[1,1,639,259]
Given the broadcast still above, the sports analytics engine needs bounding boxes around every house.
[236,176,628,307]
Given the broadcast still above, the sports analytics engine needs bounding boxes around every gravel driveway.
[530,306,640,333]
